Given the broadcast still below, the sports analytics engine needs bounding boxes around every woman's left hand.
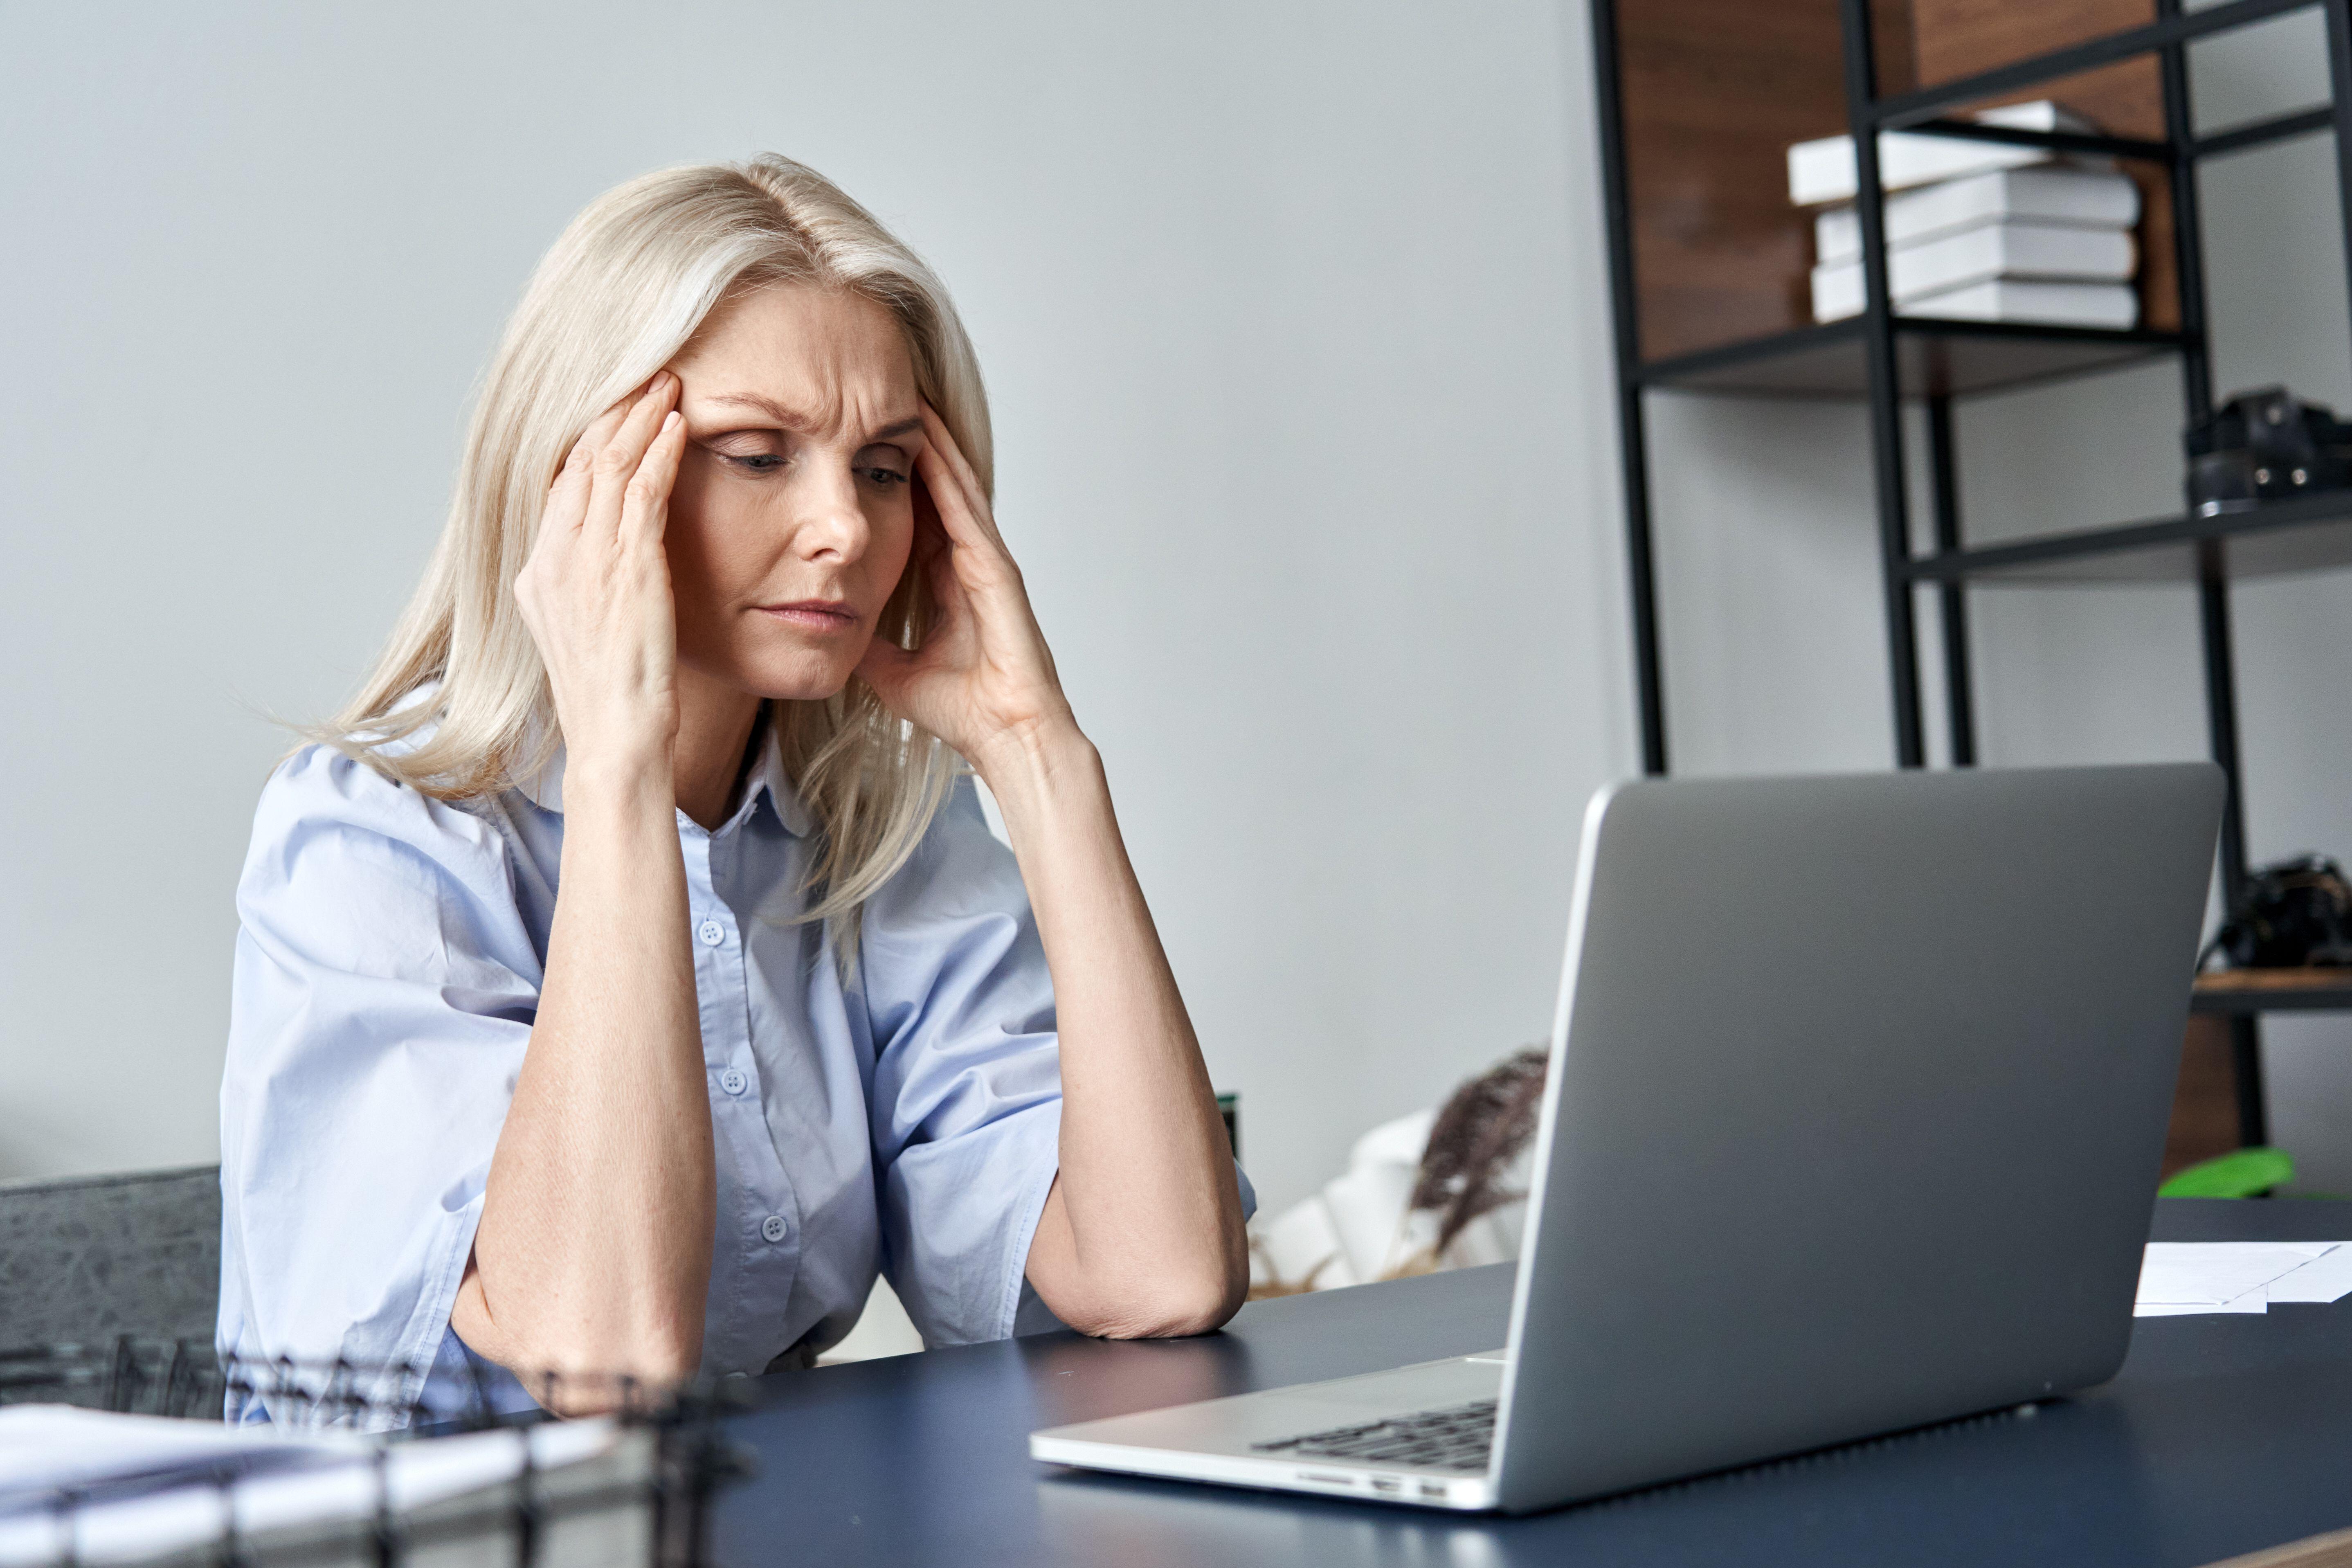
[856,405,1079,773]
[864,421,1243,1341]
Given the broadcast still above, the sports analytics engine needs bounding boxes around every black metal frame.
[1590,0,1668,774]
[1589,0,2352,1145]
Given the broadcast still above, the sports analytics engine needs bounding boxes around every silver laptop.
[1031,764,2224,1514]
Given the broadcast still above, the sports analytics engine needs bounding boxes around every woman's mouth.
[756,599,860,634]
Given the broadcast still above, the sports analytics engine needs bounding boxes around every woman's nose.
[790,469,869,563]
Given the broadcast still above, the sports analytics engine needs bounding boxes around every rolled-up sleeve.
[218,745,543,1423]
[860,779,1065,1347]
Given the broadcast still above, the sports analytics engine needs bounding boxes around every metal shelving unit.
[1590,0,2352,1146]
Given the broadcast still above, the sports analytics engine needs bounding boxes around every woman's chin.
[683,631,872,705]
[731,653,864,705]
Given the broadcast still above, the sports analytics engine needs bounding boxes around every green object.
[2159,1147,2296,1199]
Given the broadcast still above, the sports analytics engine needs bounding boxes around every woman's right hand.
[513,373,689,788]
[472,369,714,1393]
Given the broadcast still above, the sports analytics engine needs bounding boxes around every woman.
[218,155,1251,1424]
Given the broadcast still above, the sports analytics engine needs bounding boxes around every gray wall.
[6,1,2350,1213]
[0,2,1628,1214]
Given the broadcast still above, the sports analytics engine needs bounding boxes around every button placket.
[702,824,798,1361]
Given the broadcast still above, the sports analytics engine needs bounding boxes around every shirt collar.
[514,711,814,838]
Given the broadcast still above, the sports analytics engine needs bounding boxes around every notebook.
[1814,166,2141,263]
[1894,277,2139,329]
[1811,222,2137,320]
[1789,101,2100,206]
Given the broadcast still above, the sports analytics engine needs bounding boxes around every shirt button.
[719,1068,748,1096]
[760,1215,788,1244]
[697,919,725,947]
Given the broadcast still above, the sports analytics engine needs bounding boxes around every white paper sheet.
[0,1406,367,1506]
[2135,1242,2336,1306]
[2135,1288,2269,1316]
[2262,1243,2352,1304]
[2130,1241,2352,1317]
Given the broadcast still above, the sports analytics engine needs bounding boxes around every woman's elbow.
[453,1273,702,1408]
[1149,1272,1248,1338]
[1076,1268,1247,1341]
[494,1328,702,1414]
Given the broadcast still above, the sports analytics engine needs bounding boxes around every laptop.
[1031,763,2224,1514]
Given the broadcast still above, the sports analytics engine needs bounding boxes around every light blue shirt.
[218,728,1242,1426]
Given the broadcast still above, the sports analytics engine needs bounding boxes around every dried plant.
[1406,1045,1550,1263]
[1247,1044,1554,1297]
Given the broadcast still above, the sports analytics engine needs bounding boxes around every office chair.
[0,1164,220,1346]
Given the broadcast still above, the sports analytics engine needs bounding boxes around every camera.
[2184,385,2352,515]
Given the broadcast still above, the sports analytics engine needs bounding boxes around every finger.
[543,434,597,529]
[915,451,1028,615]
[580,395,633,455]
[909,468,953,570]
[618,411,688,548]
[542,389,630,529]
[586,372,679,542]
[916,527,968,638]
[917,405,1004,548]
[913,440,1006,562]
[558,397,633,496]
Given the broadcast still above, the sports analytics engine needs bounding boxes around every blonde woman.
[217,156,1251,1424]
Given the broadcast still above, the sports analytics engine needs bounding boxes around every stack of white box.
[1791,101,2142,328]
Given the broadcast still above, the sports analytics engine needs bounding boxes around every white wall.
[0,2,1631,1214]
[16,0,2348,1224]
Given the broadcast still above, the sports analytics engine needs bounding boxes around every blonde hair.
[316,154,984,965]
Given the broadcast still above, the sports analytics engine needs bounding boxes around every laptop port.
[1369,1477,1403,1494]
[1298,1472,1355,1488]
[1418,1482,1449,1500]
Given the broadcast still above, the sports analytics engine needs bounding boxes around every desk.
[717,1199,2352,1566]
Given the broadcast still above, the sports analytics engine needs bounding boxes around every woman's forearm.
[983,726,1248,1337]
[452,764,714,1388]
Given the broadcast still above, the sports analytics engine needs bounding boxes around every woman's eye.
[863,467,909,487]
[727,453,785,474]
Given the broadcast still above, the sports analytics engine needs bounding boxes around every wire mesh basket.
[0,1344,752,1568]
[0,1341,223,1422]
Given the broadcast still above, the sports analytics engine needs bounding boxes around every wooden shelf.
[2191,968,2352,1015]
[1617,0,2178,370]
[1639,317,2185,398]
[1904,487,2352,583]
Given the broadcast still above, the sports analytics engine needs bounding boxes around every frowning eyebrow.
[700,392,922,444]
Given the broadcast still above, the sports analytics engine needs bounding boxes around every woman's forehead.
[673,285,916,427]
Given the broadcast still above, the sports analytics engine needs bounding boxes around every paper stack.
[1791,102,2142,329]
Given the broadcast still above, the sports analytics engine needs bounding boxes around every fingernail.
[661,411,681,433]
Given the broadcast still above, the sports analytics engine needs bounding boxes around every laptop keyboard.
[1250,1398,1496,1472]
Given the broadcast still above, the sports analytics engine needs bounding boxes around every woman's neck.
[671,670,764,831]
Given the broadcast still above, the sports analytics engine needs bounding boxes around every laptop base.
[1030,1354,1504,1512]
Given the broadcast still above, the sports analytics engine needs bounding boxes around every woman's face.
[662,284,927,702]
